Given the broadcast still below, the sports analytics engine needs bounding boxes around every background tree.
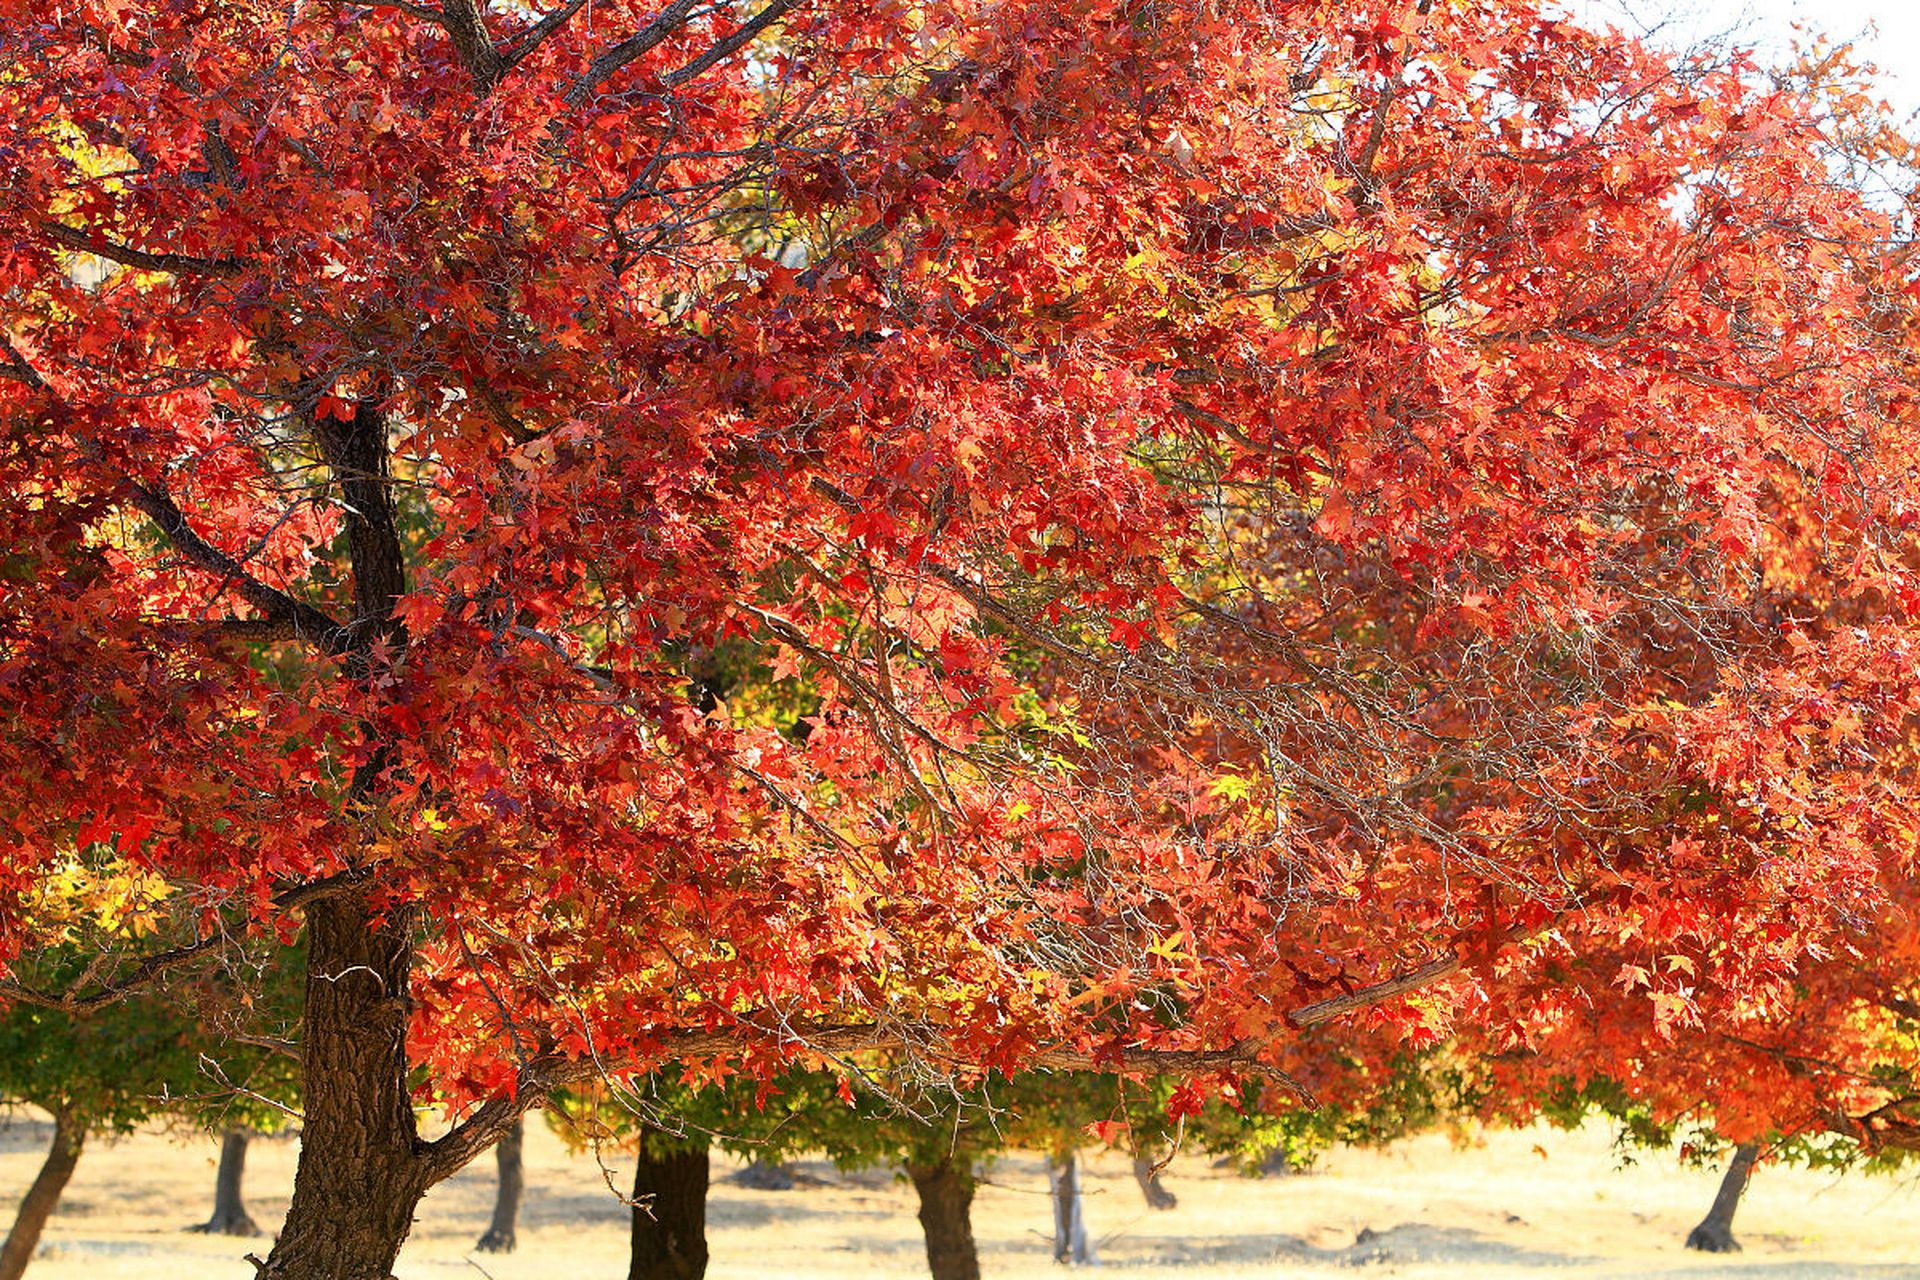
[0,864,280,1280]
[550,1077,745,1280]
[472,1118,525,1253]
[193,1130,262,1240]
[1684,1143,1760,1254]
[560,1063,1327,1280]
[183,942,303,1239]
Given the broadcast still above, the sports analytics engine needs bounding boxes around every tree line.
[0,962,1846,1279]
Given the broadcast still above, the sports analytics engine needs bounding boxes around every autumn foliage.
[4,0,1920,1274]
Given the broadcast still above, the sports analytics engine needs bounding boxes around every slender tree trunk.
[1046,1151,1096,1266]
[1131,1153,1176,1210]
[190,1129,260,1236]
[629,1137,709,1280]
[905,1157,980,1280]
[0,1108,84,1280]
[1685,1142,1759,1253]
[257,895,430,1280]
[474,1118,525,1252]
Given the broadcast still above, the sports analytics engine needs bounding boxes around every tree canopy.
[4,1,1920,1275]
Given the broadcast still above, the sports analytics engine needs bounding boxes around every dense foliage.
[5,1,1920,1275]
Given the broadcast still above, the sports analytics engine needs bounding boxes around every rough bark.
[255,396,439,1280]
[905,1157,981,1280]
[190,1129,260,1236]
[247,894,532,1278]
[255,895,429,1280]
[312,396,408,640]
[0,1109,84,1280]
[629,1138,710,1280]
[1685,1142,1759,1253]
[475,1117,526,1252]
[1131,1153,1177,1210]
[246,395,534,1275]
[1046,1151,1097,1266]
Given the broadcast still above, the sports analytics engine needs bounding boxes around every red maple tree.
[4,2,1918,1276]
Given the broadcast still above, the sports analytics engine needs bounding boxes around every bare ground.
[4,1109,1919,1278]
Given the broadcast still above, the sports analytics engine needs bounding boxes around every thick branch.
[146,616,301,643]
[429,1017,1317,1178]
[511,624,616,689]
[0,930,231,1013]
[126,479,348,652]
[565,0,703,105]
[442,0,509,85]
[310,398,407,635]
[39,220,247,277]
[501,0,590,68]
[663,0,795,87]
[340,0,446,19]
[273,869,377,912]
[397,934,1495,1189]
[1288,955,1461,1028]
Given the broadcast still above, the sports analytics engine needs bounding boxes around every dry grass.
[5,1110,1920,1277]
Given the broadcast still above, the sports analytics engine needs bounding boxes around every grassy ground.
[6,1109,1920,1278]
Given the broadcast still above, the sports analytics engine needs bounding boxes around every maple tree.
[1378,29,1920,1247]
[5,0,1920,1276]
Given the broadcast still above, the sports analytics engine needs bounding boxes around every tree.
[1130,1152,1176,1211]
[627,1126,713,1280]
[747,1066,1293,1277]
[743,1071,991,1280]
[1045,1153,1097,1266]
[0,900,267,1280]
[902,1155,980,1280]
[5,3,1920,1279]
[192,1129,262,1239]
[549,1077,739,1280]
[1685,1142,1760,1254]
[187,942,304,1240]
[473,1118,524,1253]
[0,1114,80,1280]
[558,1066,1185,1280]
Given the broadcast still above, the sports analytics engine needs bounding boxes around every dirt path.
[3,1111,1917,1277]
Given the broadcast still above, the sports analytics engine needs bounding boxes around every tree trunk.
[256,895,430,1280]
[0,1108,84,1280]
[1131,1154,1176,1210]
[1685,1142,1759,1253]
[1046,1151,1097,1266]
[254,397,527,1277]
[474,1118,525,1252]
[190,1129,260,1236]
[906,1157,980,1280]
[629,1138,709,1280]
